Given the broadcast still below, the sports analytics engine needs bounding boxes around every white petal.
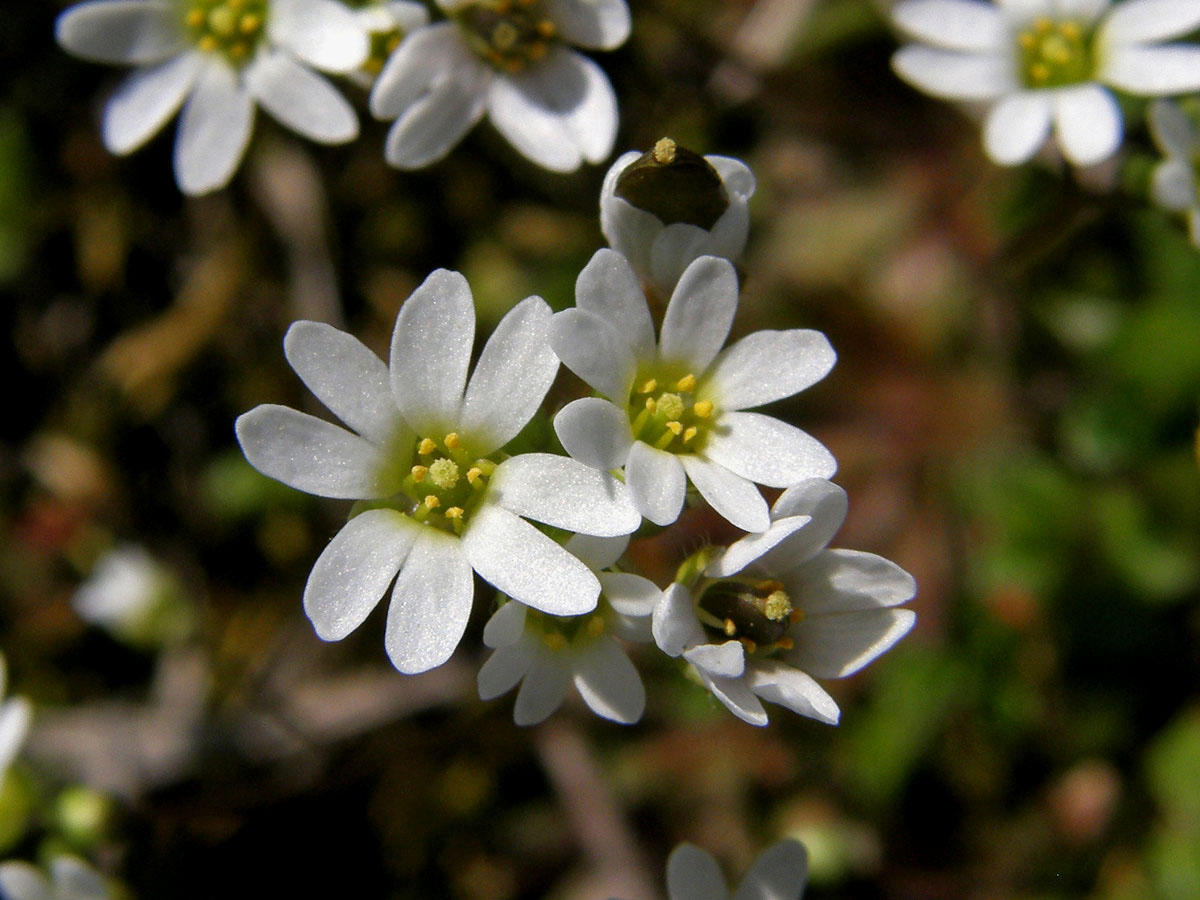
[788,549,918,613]
[542,0,631,49]
[51,858,111,900]
[491,453,640,536]
[55,0,184,64]
[626,440,687,527]
[102,52,202,154]
[302,509,416,640]
[666,846,729,900]
[685,641,745,678]
[574,248,657,361]
[513,651,571,725]
[370,23,473,118]
[1148,99,1196,158]
[548,308,637,401]
[1053,84,1122,166]
[385,1,431,32]
[0,864,48,900]
[0,697,31,773]
[680,455,770,533]
[459,296,559,455]
[462,504,600,615]
[486,47,617,171]
[651,583,704,657]
[385,529,473,673]
[389,269,474,434]
[704,411,837,488]
[789,608,917,679]
[482,599,528,648]
[174,58,254,195]
[890,0,1008,50]
[599,154,660,279]
[732,840,809,900]
[1152,158,1195,210]
[599,572,661,619]
[983,91,1052,165]
[702,670,768,725]
[269,0,368,73]
[382,71,488,167]
[707,329,836,411]
[478,639,535,699]
[554,398,634,470]
[573,638,644,723]
[1099,0,1200,45]
[245,52,358,143]
[1102,45,1200,95]
[649,224,724,295]
[235,404,385,499]
[565,532,629,570]
[707,515,814,578]
[1057,0,1107,21]
[891,45,1016,100]
[745,660,840,725]
[759,479,847,569]
[659,256,738,374]
[284,320,402,446]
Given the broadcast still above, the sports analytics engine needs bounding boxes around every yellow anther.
[229,0,244,8]
[228,41,248,58]
[639,378,658,394]
[682,426,698,443]
[411,465,429,482]
[586,616,605,637]
[445,507,464,519]
[1030,62,1050,81]
[474,459,497,476]
[543,632,567,651]
[645,397,658,413]
[723,618,737,636]
[198,35,218,52]
[444,432,460,449]
[776,636,795,651]
[1019,31,1036,49]
[424,495,441,509]
[1034,16,1052,32]
[675,374,697,392]
[692,400,713,418]
[536,19,556,38]
[1060,21,1080,39]
[527,41,547,60]
[740,637,758,654]
[665,421,683,436]
[239,13,261,33]
[653,137,677,164]
[496,0,512,11]
[467,466,483,484]
[186,8,205,27]
[418,438,437,455]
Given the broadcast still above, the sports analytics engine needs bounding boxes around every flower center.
[363,27,405,76]
[697,578,799,655]
[183,0,268,64]
[1017,18,1094,89]
[389,432,497,536]
[453,0,557,74]
[627,369,716,454]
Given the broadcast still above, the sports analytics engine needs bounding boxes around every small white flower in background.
[653,479,916,726]
[614,839,809,900]
[478,533,660,725]
[345,0,429,87]
[0,857,111,900]
[891,0,1200,167]
[550,249,837,534]
[0,653,32,782]
[601,138,756,297]
[73,545,191,647]
[236,269,641,675]
[55,0,369,195]
[369,0,630,172]
[1148,99,1200,246]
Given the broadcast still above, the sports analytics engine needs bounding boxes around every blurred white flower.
[346,0,429,87]
[550,250,837,533]
[0,857,111,900]
[615,840,809,900]
[477,533,659,725]
[891,0,1200,166]
[369,0,630,172]
[0,653,32,782]
[1148,99,1200,246]
[652,479,916,726]
[601,138,757,296]
[236,269,641,674]
[73,545,191,647]
[55,0,369,194]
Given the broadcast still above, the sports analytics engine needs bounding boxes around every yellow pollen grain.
[423,495,441,509]
[723,618,737,636]
[1019,31,1035,49]
[418,437,437,455]
[411,465,428,482]
[587,616,605,637]
[445,507,464,519]
[776,636,794,650]
[198,35,218,52]
[653,137,676,164]
[467,466,483,484]
[645,397,657,413]
[239,13,261,33]
[1060,21,1080,39]
[639,378,657,394]
[543,632,566,651]
[693,400,713,418]
[675,374,696,392]
[665,421,682,436]
[186,8,205,27]
[682,426,697,443]
[1030,62,1050,81]
[1034,16,1052,32]
[536,19,556,38]
[444,432,460,449]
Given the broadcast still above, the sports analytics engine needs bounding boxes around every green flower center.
[363,27,405,76]
[453,0,558,74]
[183,0,268,65]
[697,578,798,654]
[379,431,498,536]
[626,368,716,455]
[1017,18,1095,89]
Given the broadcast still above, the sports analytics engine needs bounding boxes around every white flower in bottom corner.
[0,652,32,782]
[477,534,659,725]
[55,0,369,194]
[0,857,110,900]
[891,0,1200,166]
[368,0,630,172]
[652,479,916,726]
[1148,99,1200,246]
[615,840,808,900]
[236,269,641,674]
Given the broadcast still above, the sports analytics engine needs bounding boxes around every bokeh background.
[3,0,1200,898]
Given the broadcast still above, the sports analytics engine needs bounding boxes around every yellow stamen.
[424,495,441,509]
[418,438,437,455]
[527,41,547,60]
[239,13,261,33]
[1060,21,1080,39]
[186,8,205,27]
[444,432,460,449]
[740,637,758,654]
[692,400,713,418]
[197,35,217,52]
[536,19,556,38]
[445,507,464,519]
[467,466,483,485]
[665,421,682,436]
[645,397,657,413]
[639,378,658,394]
[675,373,697,392]
[411,465,429,482]
[723,618,737,636]
[1034,16,1053,32]
[543,632,566,651]
[776,636,795,651]
[682,427,697,443]
[1030,62,1050,81]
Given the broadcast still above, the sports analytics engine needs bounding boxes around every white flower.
[652,479,916,726]
[347,0,429,87]
[0,857,111,900]
[1148,99,1200,245]
[55,0,369,195]
[368,0,630,172]
[601,138,757,297]
[477,533,659,725]
[236,269,641,674]
[891,0,1200,166]
[72,545,191,646]
[550,249,837,534]
[0,653,31,783]
[616,840,809,900]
